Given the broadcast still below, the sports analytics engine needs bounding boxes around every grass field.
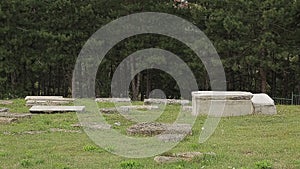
[0,99,299,169]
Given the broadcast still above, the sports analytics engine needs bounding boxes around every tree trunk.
[259,67,267,93]
[146,69,151,99]
[131,73,140,101]
[130,56,140,101]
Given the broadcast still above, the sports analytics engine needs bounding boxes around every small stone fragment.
[72,122,111,130]
[127,122,192,141]
[156,134,185,142]
[100,108,117,114]
[0,112,33,119]
[182,106,192,112]
[0,108,9,112]
[50,128,81,133]
[0,100,13,105]
[154,156,182,163]
[0,117,17,124]
[175,152,203,159]
[154,152,204,163]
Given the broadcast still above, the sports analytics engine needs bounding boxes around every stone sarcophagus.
[192,91,254,117]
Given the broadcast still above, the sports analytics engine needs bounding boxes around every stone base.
[253,104,277,115]
[192,100,254,117]
[192,91,254,117]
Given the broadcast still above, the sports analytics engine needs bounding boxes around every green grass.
[0,99,299,169]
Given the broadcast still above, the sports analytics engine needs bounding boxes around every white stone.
[95,98,131,102]
[29,106,85,113]
[192,91,254,117]
[251,93,277,115]
[0,108,8,112]
[25,96,63,101]
[25,96,74,106]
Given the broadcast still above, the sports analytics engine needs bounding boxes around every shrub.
[255,160,273,169]
[120,160,141,169]
[20,159,32,167]
[83,144,98,152]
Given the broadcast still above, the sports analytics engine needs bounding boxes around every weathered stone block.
[25,96,74,106]
[251,93,277,115]
[29,106,85,113]
[192,91,254,117]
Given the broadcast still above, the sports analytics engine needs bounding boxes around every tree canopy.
[0,0,299,100]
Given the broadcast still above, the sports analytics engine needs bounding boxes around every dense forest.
[0,0,299,100]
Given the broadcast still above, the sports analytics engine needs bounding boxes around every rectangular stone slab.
[95,98,131,102]
[26,98,74,102]
[192,91,253,100]
[25,97,75,107]
[25,96,63,101]
[29,106,85,113]
[26,100,72,106]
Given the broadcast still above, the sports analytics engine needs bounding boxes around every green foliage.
[0,151,8,157]
[197,153,217,166]
[83,144,104,153]
[255,160,273,169]
[83,144,98,152]
[20,159,32,168]
[104,145,116,152]
[0,0,298,99]
[120,160,141,169]
[35,159,45,165]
